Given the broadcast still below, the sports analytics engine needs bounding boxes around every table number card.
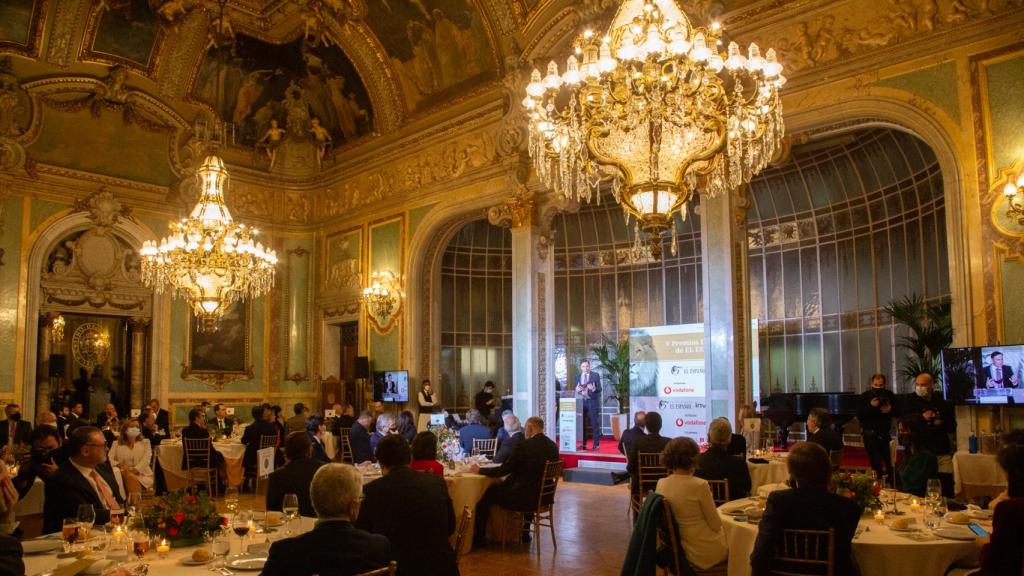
[325,409,336,418]
[226,407,235,415]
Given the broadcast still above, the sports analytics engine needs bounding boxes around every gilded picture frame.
[182,300,254,389]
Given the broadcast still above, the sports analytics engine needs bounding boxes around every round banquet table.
[323,431,338,460]
[952,451,1007,498]
[746,455,789,493]
[717,496,983,576]
[155,439,246,490]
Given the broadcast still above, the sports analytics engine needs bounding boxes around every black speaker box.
[354,356,370,379]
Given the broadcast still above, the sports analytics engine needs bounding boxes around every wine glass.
[126,492,142,518]
[106,533,131,566]
[282,494,299,535]
[61,519,80,552]
[77,504,96,540]
[224,487,240,515]
[233,510,253,552]
[926,479,942,503]
[132,530,151,559]
[211,529,231,567]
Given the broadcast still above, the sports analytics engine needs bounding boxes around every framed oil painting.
[323,228,361,291]
[82,0,166,74]
[0,0,47,57]
[182,301,253,388]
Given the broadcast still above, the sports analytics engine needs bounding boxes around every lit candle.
[874,509,885,523]
[112,526,126,539]
[157,539,170,557]
[909,499,921,511]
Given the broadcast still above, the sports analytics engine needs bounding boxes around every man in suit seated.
[627,411,671,492]
[750,442,861,576]
[267,432,324,518]
[262,463,391,576]
[242,405,278,487]
[148,398,170,437]
[1,404,32,447]
[43,426,124,534]
[471,416,559,546]
[805,407,844,455]
[458,409,491,456]
[494,415,524,464]
[696,417,752,500]
[180,408,224,472]
[357,435,458,576]
[211,404,235,437]
[286,403,309,436]
[350,411,374,464]
[618,411,646,457]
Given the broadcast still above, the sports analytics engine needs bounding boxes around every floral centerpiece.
[831,472,881,512]
[142,490,227,547]
[434,426,462,465]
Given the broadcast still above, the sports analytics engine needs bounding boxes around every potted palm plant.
[590,336,631,441]
[883,294,953,390]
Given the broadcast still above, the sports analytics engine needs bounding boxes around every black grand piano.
[761,392,859,447]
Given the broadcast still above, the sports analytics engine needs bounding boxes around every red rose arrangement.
[142,490,226,543]
[831,472,882,512]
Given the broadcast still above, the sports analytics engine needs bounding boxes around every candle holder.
[157,538,170,558]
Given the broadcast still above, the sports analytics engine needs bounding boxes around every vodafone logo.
[675,418,684,427]
[663,386,672,395]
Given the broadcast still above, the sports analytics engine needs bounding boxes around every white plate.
[944,514,971,525]
[932,527,975,541]
[180,557,215,566]
[22,539,62,554]
[967,509,993,520]
[227,554,267,571]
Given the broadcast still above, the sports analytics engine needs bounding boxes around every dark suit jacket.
[899,393,955,456]
[985,364,1016,387]
[807,427,844,452]
[727,433,747,456]
[627,433,671,490]
[262,520,391,576]
[696,445,752,500]
[494,431,524,463]
[242,420,278,470]
[154,409,170,434]
[266,457,324,518]
[180,424,224,469]
[575,372,602,410]
[750,487,861,576]
[310,434,331,464]
[350,422,373,464]
[0,532,23,576]
[211,417,235,436]
[43,461,124,534]
[618,426,646,457]
[357,466,457,576]
[479,433,560,511]
[0,419,32,446]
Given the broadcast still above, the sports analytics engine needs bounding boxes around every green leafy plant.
[831,472,881,512]
[142,490,226,542]
[883,294,953,388]
[590,335,631,413]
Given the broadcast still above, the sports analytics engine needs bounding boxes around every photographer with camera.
[13,425,64,499]
[857,374,899,482]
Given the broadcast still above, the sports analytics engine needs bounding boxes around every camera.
[30,447,56,467]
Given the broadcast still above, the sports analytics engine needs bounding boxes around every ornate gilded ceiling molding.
[156,10,209,100]
[0,0,50,58]
[325,18,404,133]
[78,1,171,78]
[44,0,88,68]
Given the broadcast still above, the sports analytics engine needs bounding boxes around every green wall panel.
[986,55,1024,170]
[29,199,69,235]
[0,197,23,393]
[369,330,399,372]
[408,203,437,237]
[368,219,403,371]
[1002,259,1024,344]
[875,62,960,123]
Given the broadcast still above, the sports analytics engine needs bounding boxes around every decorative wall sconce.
[51,313,65,345]
[991,160,1024,237]
[1001,169,1024,225]
[362,271,403,333]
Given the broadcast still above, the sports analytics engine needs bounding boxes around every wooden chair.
[771,528,835,576]
[657,499,727,576]
[707,479,730,506]
[338,429,354,464]
[183,437,218,498]
[500,459,563,554]
[472,437,497,458]
[352,561,397,576]
[453,505,472,562]
[255,434,279,493]
[631,452,668,517]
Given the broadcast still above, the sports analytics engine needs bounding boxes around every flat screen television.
[374,370,409,403]
[941,344,1024,404]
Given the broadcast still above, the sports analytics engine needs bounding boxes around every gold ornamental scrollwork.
[990,159,1024,240]
[487,189,534,229]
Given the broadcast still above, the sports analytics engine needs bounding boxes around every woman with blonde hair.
[109,417,154,495]
[656,437,728,570]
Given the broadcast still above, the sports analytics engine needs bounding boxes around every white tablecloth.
[718,497,981,576]
[746,456,789,493]
[156,440,247,489]
[952,451,1007,497]
[14,478,44,516]
[323,432,338,460]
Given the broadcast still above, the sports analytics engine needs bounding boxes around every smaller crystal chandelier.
[1002,169,1024,225]
[139,155,278,331]
[51,313,65,345]
[362,271,402,333]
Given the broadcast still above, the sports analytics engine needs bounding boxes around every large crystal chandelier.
[140,155,277,330]
[523,0,785,258]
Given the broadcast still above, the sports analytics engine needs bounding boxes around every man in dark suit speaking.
[43,426,124,534]
[986,351,1019,388]
[575,360,602,451]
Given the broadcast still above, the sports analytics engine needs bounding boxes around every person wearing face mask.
[857,374,899,482]
[108,418,153,496]
[0,404,32,448]
[900,372,956,496]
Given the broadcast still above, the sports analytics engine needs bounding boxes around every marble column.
[129,317,150,410]
[700,186,752,423]
[36,314,54,417]
[488,191,556,437]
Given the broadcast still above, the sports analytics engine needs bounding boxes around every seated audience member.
[0,461,25,576]
[243,406,278,482]
[657,437,728,570]
[371,413,396,456]
[181,407,225,470]
[396,410,417,444]
[267,432,325,518]
[56,405,73,439]
[805,407,844,455]
[43,426,124,534]
[211,403,235,436]
[306,416,331,464]
[971,435,1024,575]
[148,399,170,436]
[495,409,514,444]
[62,403,86,439]
[108,418,153,496]
[458,409,491,456]
[410,431,443,476]
[350,411,375,464]
[1,403,32,447]
[471,416,559,546]
[139,409,163,447]
[358,435,458,576]
[627,412,671,491]
[287,403,309,436]
[262,464,391,576]
[750,442,861,576]
[696,417,752,500]
[898,415,938,498]
[14,425,64,498]
[95,403,120,431]
[271,405,287,449]
[494,415,524,464]
[618,411,646,457]
[331,404,356,436]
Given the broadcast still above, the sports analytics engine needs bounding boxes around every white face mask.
[126,427,141,439]
[915,386,930,398]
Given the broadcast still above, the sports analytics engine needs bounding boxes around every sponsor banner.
[630,324,708,442]
[558,397,577,452]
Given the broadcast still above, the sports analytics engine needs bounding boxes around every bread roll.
[192,549,212,562]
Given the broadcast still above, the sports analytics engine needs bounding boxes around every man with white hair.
[494,414,524,464]
[262,463,391,576]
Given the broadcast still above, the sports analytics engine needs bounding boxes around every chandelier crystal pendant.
[523,0,785,258]
[140,155,278,331]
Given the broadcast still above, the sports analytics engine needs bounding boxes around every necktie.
[996,368,1002,382]
[90,470,118,509]
[7,422,13,444]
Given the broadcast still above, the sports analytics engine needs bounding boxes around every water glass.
[106,534,131,566]
[282,494,299,535]
[211,530,231,566]
[926,479,942,503]
[224,487,240,514]
[62,519,80,552]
